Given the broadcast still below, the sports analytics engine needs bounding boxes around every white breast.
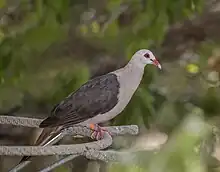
[82,64,145,124]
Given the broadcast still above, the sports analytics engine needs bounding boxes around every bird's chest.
[116,77,141,109]
[83,68,144,124]
[105,71,143,118]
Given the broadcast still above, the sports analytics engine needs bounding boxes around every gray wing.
[39,73,120,128]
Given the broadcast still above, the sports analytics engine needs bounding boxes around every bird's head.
[131,49,161,69]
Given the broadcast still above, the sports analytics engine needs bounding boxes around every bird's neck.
[127,55,146,70]
[114,58,145,87]
[125,61,145,81]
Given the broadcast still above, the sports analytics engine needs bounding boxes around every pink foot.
[89,124,111,140]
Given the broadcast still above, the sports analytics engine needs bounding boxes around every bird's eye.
[144,53,150,58]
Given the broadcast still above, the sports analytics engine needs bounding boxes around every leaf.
[90,21,100,34]
[186,63,199,74]
[107,0,123,11]
[103,21,119,37]
[35,0,44,19]
[47,0,66,13]
[137,88,155,116]
[156,102,178,131]
[23,11,66,52]
[54,165,69,172]
[79,24,88,35]
[0,0,5,8]
[108,163,145,172]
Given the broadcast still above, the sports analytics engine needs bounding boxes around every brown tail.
[18,126,62,164]
[19,155,30,164]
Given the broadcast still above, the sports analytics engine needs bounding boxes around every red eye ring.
[144,53,150,58]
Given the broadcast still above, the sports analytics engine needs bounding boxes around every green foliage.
[109,163,145,172]
[110,115,209,172]
[2,0,220,172]
[0,0,5,8]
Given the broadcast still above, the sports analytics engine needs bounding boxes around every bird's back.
[40,73,120,128]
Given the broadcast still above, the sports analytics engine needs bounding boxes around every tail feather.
[19,156,30,164]
[39,116,60,128]
[9,116,64,172]
[16,127,63,166]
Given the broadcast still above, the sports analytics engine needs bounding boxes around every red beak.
[153,59,162,69]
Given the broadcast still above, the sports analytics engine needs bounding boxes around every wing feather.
[39,73,119,128]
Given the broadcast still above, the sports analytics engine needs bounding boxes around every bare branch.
[0,115,42,127]
[0,115,139,172]
[9,130,112,172]
[0,115,139,156]
[0,132,113,156]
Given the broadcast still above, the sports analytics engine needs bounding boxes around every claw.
[89,124,110,140]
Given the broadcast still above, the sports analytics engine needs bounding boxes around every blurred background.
[0,0,220,171]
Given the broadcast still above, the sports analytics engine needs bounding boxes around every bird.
[18,49,161,164]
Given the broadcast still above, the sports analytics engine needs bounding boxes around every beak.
[153,59,162,70]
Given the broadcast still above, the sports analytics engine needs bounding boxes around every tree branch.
[0,132,113,156]
[0,115,42,127]
[0,115,139,172]
[0,116,138,156]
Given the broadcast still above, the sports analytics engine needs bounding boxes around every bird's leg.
[89,124,111,140]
